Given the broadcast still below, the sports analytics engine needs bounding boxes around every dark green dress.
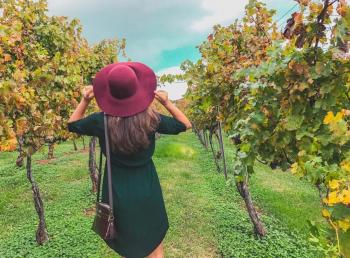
[67,112,186,258]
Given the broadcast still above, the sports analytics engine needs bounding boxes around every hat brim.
[92,62,157,117]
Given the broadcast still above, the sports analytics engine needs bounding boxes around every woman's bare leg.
[147,240,164,258]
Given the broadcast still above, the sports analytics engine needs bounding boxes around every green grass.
[250,163,325,235]
[220,136,326,237]
[0,132,324,257]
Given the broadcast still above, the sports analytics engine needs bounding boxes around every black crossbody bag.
[92,113,117,240]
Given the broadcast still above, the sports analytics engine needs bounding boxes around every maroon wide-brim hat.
[92,61,157,117]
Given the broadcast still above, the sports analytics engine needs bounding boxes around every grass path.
[0,132,323,257]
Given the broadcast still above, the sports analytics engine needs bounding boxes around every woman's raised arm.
[68,86,94,123]
[154,90,192,129]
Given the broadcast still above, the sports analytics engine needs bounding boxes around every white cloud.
[190,0,247,32]
[156,66,187,100]
[47,0,206,70]
[157,66,183,76]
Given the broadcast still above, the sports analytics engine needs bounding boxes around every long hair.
[107,107,160,155]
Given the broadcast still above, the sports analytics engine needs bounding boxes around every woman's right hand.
[154,90,170,106]
[82,85,94,101]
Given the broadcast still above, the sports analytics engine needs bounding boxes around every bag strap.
[104,113,114,212]
[96,113,114,213]
[96,144,103,203]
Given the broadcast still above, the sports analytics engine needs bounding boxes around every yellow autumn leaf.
[338,219,350,231]
[341,160,350,173]
[334,112,344,123]
[343,189,350,205]
[322,209,331,218]
[0,138,17,151]
[291,163,299,174]
[324,111,344,125]
[323,111,335,125]
[327,191,342,205]
[329,179,341,190]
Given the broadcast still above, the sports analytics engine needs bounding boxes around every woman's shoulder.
[92,111,104,120]
[155,112,187,135]
[67,111,104,137]
[156,112,171,121]
[83,111,104,125]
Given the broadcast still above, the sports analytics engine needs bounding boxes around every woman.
[67,62,191,258]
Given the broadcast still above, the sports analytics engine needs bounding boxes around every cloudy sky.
[47,0,301,99]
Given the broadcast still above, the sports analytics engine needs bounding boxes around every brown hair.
[107,107,160,155]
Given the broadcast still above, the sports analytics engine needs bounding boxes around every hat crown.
[107,65,138,99]
[93,61,157,117]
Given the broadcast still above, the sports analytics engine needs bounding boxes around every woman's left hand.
[82,85,94,101]
[154,90,170,106]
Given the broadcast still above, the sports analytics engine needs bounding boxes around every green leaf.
[285,114,304,131]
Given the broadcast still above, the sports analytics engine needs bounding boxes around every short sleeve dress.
[67,112,187,258]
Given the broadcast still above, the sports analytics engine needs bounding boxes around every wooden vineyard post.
[203,130,209,149]
[209,127,222,173]
[236,177,266,237]
[82,137,86,150]
[88,137,99,193]
[47,142,55,159]
[217,107,228,180]
[26,155,49,244]
[72,139,78,151]
[16,136,25,167]
[197,129,208,149]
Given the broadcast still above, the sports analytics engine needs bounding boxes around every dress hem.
[143,226,168,257]
[108,225,169,258]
